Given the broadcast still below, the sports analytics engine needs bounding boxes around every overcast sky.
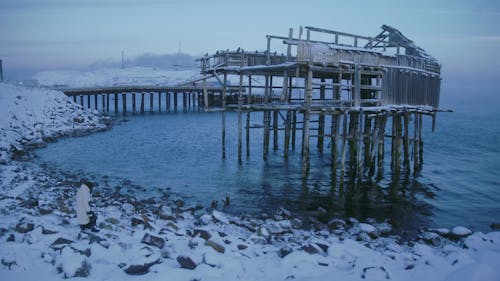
[1,0,500,97]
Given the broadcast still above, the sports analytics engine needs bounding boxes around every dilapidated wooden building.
[198,25,443,178]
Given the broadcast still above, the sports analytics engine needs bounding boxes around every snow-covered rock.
[451,226,473,237]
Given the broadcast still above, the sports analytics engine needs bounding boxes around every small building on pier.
[198,25,442,178]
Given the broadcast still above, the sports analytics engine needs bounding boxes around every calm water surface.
[35,98,500,234]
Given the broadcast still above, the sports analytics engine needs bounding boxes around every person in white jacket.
[76,181,99,232]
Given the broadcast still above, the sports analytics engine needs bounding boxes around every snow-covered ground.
[33,67,200,88]
[1,82,500,281]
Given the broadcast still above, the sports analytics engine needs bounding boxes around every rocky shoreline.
[1,83,499,280]
[1,159,492,280]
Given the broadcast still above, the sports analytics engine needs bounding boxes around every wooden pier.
[199,25,444,178]
[61,85,245,113]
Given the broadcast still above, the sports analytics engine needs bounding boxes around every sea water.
[35,96,500,234]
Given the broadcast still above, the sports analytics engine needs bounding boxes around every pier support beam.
[302,67,313,175]
[122,93,126,114]
[132,93,136,113]
[222,74,227,159]
[140,93,145,114]
[114,93,118,113]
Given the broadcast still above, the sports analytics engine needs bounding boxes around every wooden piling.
[183,93,187,111]
[222,74,227,159]
[149,93,154,112]
[122,93,126,114]
[403,109,410,171]
[167,92,171,111]
[87,95,91,109]
[102,95,105,112]
[292,110,297,150]
[318,78,326,153]
[301,68,313,175]
[114,93,118,113]
[174,93,178,111]
[284,110,292,158]
[158,92,162,112]
[94,94,98,109]
[273,110,279,151]
[140,93,145,114]
[238,73,243,163]
[132,93,136,113]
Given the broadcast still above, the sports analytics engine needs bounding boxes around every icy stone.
[376,222,392,236]
[188,236,205,249]
[58,247,91,278]
[159,206,175,220]
[275,207,292,219]
[361,266,390,280]
[278,246,293,258]
[193,229,211,241]
[257,227,271,241]
[15,221,34,234]
[237,244,248,250]
[301,243,325,256]
[6,234,15,242]
[431,228,450,236]
[452,226,472,237]
[123,259,161,275]
[206,239,225,253]
[177,255,197,270]
[212,210,230,224]
[141,233,165,249]
[266,221,284,234]
[175,228,187,236]
[200,214,212,225]
[38,204,53,215]
[105,217,120,225]
[278,220,292,231]
[327,219,346,230]
[420,232,442,247]
[51,237,74,247]
[359,223,377,234]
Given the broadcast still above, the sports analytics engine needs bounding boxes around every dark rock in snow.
[491,223,500,230]
[15,222,34,234]
[61,260,92,278]
[131,217,144,227]
[51,237,74,247]
[141,233,165,249]
[315,242,329,253]
[73,116,85,123]
[21,198,38,209]
[278,246,293,258]
[123,259,161,275]
[177,255,197,270]
[301,244,321,255]
[206,239,225,253]
[38,205,53,215]
[237,244,248,250]
[105,217,120,225]
[6,234,15,242]
[361,266,390,280]
[71,247,91,257]
[174,199,185,208]
[193,229,211,241]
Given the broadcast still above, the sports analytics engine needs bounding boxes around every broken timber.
[199,24,444,179]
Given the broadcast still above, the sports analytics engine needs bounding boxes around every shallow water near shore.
[34,98,500,235]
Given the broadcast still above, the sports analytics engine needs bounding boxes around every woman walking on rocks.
[76,181,99,232]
